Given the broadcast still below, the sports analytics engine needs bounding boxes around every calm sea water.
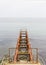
[0,33,46,62]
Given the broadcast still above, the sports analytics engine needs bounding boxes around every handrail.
[38,54,45,65]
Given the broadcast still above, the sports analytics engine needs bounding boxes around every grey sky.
[0,0,46,17]
[0,0,46,36]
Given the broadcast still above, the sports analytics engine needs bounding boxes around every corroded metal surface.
[9,30,38,64]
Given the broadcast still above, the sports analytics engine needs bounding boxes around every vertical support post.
[9,48,10,63]
[36,48,38,63]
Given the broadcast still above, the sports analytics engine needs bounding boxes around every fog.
[0,18,46,59]
[0,18,46,35]
[0,0,46,64]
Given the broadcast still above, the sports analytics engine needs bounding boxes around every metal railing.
[38,54,45,65]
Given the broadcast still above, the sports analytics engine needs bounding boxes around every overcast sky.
[0,0,46,36]
[0,0,46,17]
